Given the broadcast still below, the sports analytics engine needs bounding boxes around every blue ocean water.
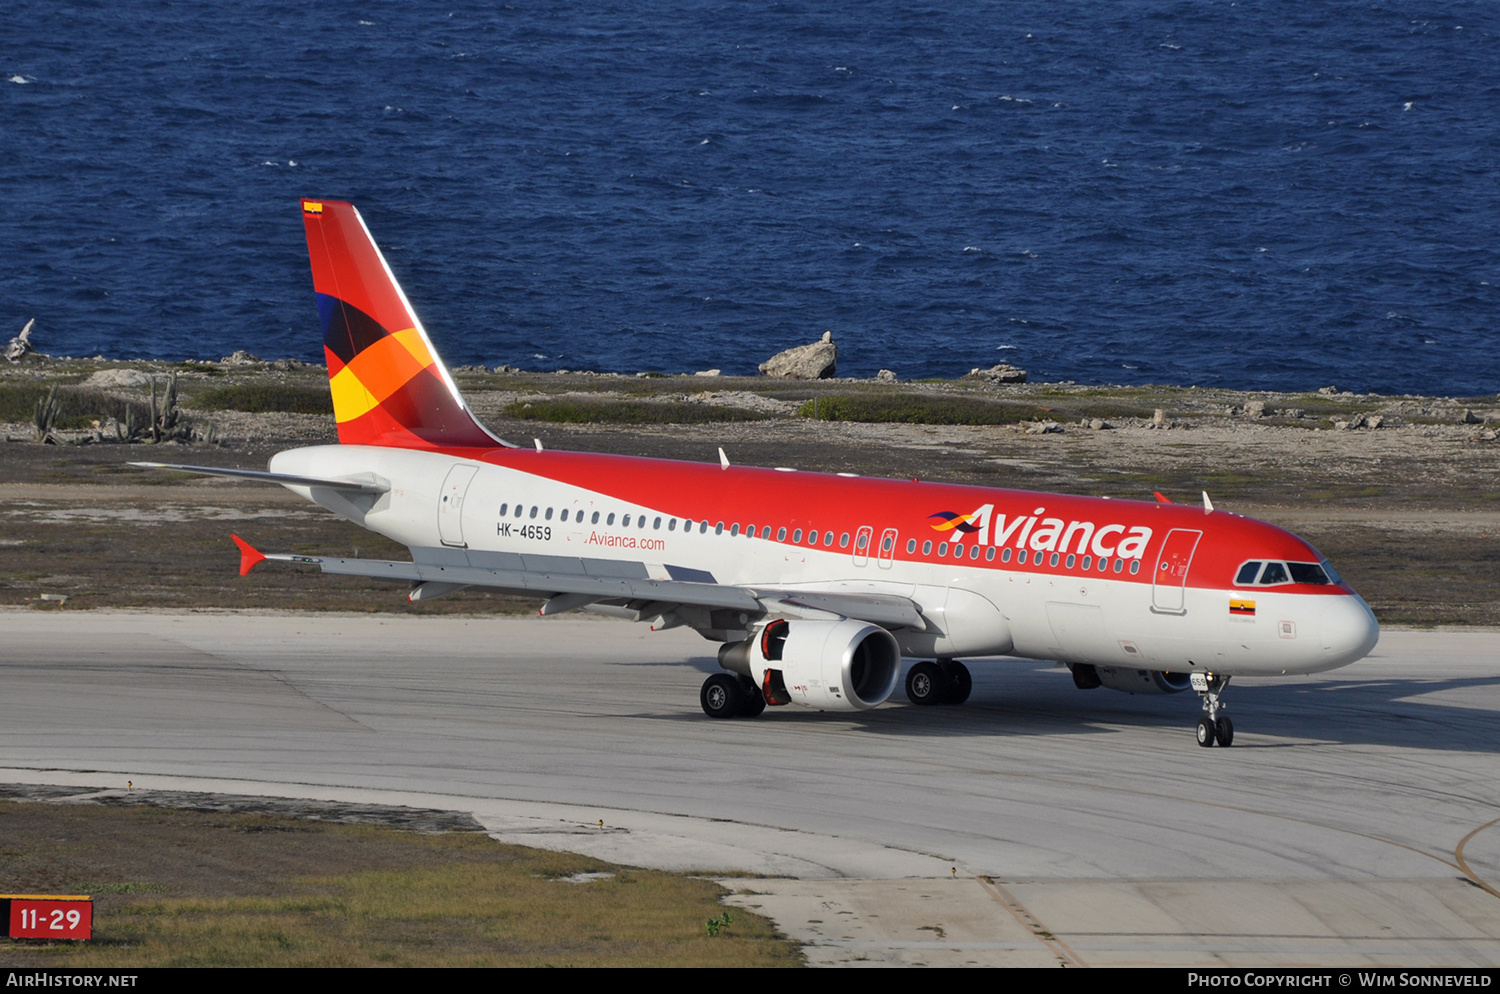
[2,2,1497,394]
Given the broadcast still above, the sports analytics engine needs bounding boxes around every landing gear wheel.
[701,673,744,719]
[1215,715,1234,747]
[737,676,766,717]
[939,661,972,705]
[1196,716,1217,747]
[905,661,944,705]
[1192,672,1233,749]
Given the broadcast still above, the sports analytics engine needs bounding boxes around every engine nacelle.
[1071,663,1191,695]
[719,619,902,711]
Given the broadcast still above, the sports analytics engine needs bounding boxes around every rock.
[693,369,722,377]
[1481,429,1498,441]
[493,364,520,374]
[1152,409,1168,428]
[1089,418,1112,430]
[966,363,1027,384]
[1024,420,1062,435]
[4,318,36,362]
[1282,408,1305,419]
[269,358,313,371]
[1243,400,1266,418]
[1365,415,1384,429]
[1461,409,1483,424]
[220,350,262,365]
[81,368,154,390]
[876,369,897,383]
[759,332,837,379]
[1318,386,1339,396]
[1334,419,1351,431]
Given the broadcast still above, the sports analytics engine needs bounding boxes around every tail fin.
[301,199,506,449]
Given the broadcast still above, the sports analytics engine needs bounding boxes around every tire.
[905,661,945,705]
[737,676,766,717]
[1215,715,1234,748]
[701,673,743,719]
[1196,716,1217,747]
[940,661,972,705]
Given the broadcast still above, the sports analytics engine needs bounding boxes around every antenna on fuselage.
[534,438,544,452]
[1202,491,1214,513]
[719,447,730,470]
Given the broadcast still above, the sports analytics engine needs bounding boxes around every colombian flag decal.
[1230,598,1256,616]
[303,201,323,215]
[928,511,980,534]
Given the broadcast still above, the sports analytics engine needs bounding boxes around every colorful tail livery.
[134,199,1380,749]
[301,199,505,449]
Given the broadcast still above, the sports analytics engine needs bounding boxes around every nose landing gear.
[1191,671,1233,747]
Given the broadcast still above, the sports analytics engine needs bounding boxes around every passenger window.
[1081,555,1091,570]
[761,526,772,539]
[607,513,615,525]
[986,547,995,562]
[715,521,724,535]
[530,506,538,519]
[1049,552,1059,567]
[700,521,709,534]
[591,511,600,524]
[731,524,740,537]
[1018,550,1028,565]
[1236,562,1262,585]
[545,507,554,520]
[1130,561,1140,575]
[808,531,818,546]
[668,518,676,531]
[1113,558,1123,573]
[499,503,508,516]
[922,540,932,555]
[622,514,631,526]
[654,516,662,529]
[1001,548,1011,563]
[841,533,851,548]
[826,531,835,546]
[515,505,524,517]
[793,529,803,542]
[937,543,947,557]
[1065,554,1075,568]
[777,527,787,541]
[907,539,917,553]
[1260,562,1290,585]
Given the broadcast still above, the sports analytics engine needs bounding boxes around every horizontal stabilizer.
[230,534,267,576]
[130,462,389,494]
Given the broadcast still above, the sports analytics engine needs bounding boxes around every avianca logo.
[928,511,981,534]
[933,504,1154,560]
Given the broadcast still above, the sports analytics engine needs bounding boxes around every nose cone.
[1321,594,1380,666]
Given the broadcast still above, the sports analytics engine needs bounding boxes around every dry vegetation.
[0,795,800,968]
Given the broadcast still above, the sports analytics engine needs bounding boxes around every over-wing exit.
[137,200,1379,747]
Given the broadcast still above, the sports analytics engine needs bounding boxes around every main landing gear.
[700,673,765,719]
[905,660,972,706]
[1191,671,1234,747]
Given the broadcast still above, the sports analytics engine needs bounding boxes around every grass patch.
[191,383,333,415]
[796,394,1038,425]
[0,800,801,968]
[504,399,772,424]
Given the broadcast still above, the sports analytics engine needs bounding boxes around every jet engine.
[719,618,902,711]
[1070,663,1191,695]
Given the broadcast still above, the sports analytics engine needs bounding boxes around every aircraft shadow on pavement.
[674,654,1500,754]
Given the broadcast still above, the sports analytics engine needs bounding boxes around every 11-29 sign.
[3,895,93,940]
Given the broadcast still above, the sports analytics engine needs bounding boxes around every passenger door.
[1151,528,1202,613]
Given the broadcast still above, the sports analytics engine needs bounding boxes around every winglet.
[1153,491,1173,504]
[231,534,267,576]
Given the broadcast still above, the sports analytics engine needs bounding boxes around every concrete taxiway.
[2,609,1497,967]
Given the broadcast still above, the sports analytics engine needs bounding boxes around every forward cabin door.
[438,464,480,548]
[1151,528,1202,613]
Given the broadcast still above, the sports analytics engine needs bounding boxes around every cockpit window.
[1320,559,1342,585]
[1235,562,1262,585]
[1259,562,1290,585]
[1288,562,1330,585]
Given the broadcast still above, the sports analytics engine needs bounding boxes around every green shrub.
[193,384,333,414]
[0,383,151,430]
[503,400,771,424]
[795,394,1036,425]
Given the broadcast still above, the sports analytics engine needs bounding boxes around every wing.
[231,537,924,631]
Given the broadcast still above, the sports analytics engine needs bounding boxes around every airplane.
[135,199,1380,748]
